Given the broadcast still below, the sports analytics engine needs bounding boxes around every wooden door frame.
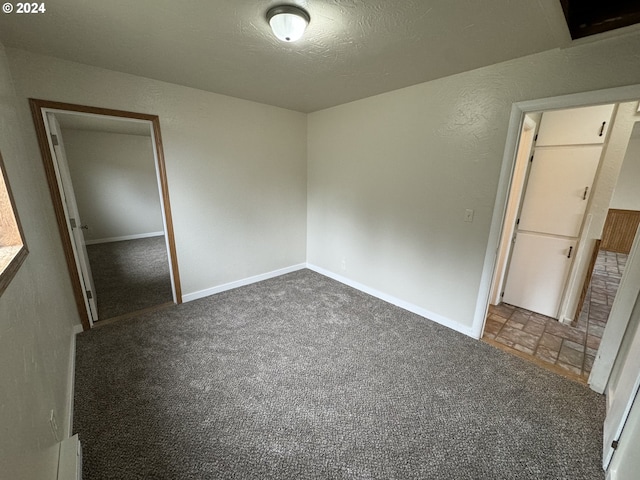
[29,99,182,331]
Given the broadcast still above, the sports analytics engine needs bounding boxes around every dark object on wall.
[560,0,640,39]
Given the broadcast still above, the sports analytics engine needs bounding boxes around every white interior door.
[518,146,602,237]
[503,233,575,318]
[490,116,537,305]
[46,113,98,323]
[602,293,640,470]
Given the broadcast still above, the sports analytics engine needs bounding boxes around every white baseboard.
[57,434,82,480]
[182,262,474,338]
[64,324,83,439]
[182,264,307,303]
[306,264,476,338]
[85,231,164,245]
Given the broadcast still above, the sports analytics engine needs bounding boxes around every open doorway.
[483,100,640,382]
[30,99,182,330]
[56,112,175,321]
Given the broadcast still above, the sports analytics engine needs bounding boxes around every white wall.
[0,43,80,480]
[6,48,308,297]
[307,30,640,334]
[611,131,640,211]
[61,129,164,243]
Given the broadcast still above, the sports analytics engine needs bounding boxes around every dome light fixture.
[266,5,310,42]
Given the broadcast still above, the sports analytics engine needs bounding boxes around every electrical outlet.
[49,409,59,442]
[341,258,347,271]
[464,209,474,223]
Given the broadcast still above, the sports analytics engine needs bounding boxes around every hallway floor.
[483,249,627,383]
[87,236,173,321]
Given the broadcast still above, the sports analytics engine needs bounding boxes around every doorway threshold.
[91,302,175,329]
[483,336,587,385]
[482,303,596,385]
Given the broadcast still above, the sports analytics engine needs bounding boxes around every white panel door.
[503,233,575,318]
[47,113,98,323]
[602,294,640,470]
[519,145,602,237]
[536,104,615,146]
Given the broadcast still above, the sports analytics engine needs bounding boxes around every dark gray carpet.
[86,236,173,320]
[74,269,605,479]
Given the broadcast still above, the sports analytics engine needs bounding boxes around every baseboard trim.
[85,231,164,245]
[182,264,307,303]
[306,264,475,338]
[65,324,82,438]
[182,263,475,338]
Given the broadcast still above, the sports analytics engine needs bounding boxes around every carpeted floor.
[86,236,173,320]
[74,269,605,479]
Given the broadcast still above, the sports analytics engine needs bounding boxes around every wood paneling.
[601,209,640,254]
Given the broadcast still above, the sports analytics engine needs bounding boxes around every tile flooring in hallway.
[483,249,627,382]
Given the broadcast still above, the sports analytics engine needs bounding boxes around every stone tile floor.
[483,250,627,382]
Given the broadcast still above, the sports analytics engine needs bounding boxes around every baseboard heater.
[57,434,82,480]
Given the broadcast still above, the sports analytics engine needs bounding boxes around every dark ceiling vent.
[560,0,640,39]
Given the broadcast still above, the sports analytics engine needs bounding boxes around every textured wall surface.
[611,134,640,211]
[6,48,308,296]
[307,30,640,332]
[0,43,80,480]
[62,129,164,242]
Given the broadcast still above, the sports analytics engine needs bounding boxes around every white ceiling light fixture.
[266,5,310,42]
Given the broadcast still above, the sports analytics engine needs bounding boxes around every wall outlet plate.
[464,209,474,223]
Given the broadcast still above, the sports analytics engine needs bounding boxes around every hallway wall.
[0,42,80,480]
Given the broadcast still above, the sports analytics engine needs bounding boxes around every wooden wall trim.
[29,99,91,330]
[601,209,640,254]
[151,117,182,302]
[29,99,182,331]
[0,150,29,297]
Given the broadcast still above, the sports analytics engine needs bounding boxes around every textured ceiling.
[0,1,581,112]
